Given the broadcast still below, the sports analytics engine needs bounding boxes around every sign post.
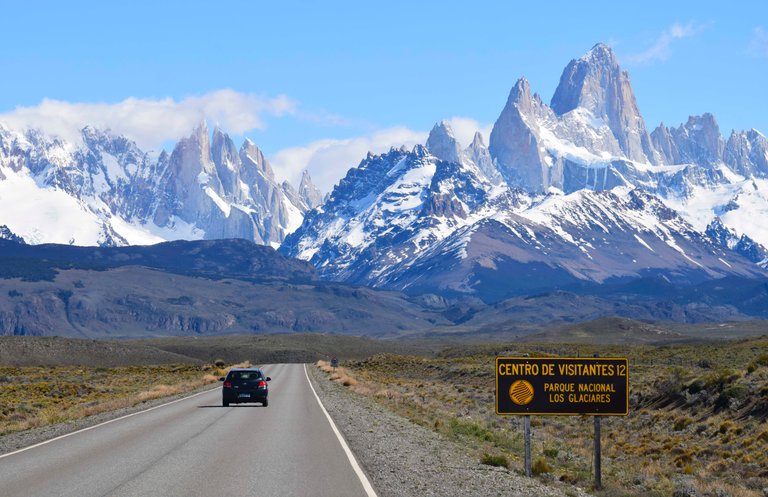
[523,415,532,477]
[594,415,602,489]
[496,356,628,483]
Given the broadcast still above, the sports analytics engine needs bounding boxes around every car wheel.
[223,400,229,407]
[263,398,268,407]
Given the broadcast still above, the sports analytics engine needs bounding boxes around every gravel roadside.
[307,365,593,497]
[0,383,218,456]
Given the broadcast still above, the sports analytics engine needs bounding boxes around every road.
[0,364,375,497]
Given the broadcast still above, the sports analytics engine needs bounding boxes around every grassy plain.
[0,361,245,436]
[320,337,768,497]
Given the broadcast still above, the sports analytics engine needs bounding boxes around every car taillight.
[223,381,232,388]
[258,381,267,388]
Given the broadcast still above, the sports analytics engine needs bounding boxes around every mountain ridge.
[282,43,768,301]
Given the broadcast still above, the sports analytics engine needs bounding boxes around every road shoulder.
[307,364,592,497]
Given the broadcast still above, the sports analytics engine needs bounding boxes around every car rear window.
[229,371,263,380]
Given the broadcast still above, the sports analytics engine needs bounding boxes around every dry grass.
[318,360,361,388]
[317,338,768,497]
[0,361,250,436]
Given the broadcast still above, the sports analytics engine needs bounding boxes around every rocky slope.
[0,122,321,247]
[283,43,768,302]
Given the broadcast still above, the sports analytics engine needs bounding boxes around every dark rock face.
[724,129,768,178]
[651,114,724,167]
[706,218,768,265]
[550,43,658,164]
[0,226,24,244]
[489,78,558,191]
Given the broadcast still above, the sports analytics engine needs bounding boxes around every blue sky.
[1,1,766,190]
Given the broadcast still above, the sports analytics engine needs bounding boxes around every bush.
[532,457,552,475]
[686,379,704,394]
[480,453,509,468]
[673,417,693,431]
[543,448,559,458]
[747,354,768,374]
[214,359,225,368]
[704,369,740,392]
[714,384,748,410]
[449,419,493,442]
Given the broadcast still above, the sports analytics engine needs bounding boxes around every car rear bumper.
[223,389,268,403]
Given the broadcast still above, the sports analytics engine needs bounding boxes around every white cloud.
[443,116,493,149]
[0,90,296,150]
[626,22,707,64]
[270,117,493,193]
[270,127,427,193]
[749,27,768,57]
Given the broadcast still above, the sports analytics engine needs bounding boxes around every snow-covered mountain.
[282,43,768,301]
[3,42,767,303]
[0,121,321,247]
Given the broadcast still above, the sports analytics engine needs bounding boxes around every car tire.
[262,398,268,407]
[223,400,229,407]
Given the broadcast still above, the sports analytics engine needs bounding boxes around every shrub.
[673,417,693,431]
[214,359,225,368]
[719,421,734,434]
[449,419,493,442]
[543,448,559,458]
[481,453,509,468]
[532,457,552,475]
[697,359,712,369]
[714,385,748,410]
[704,369,740,392]
[747,354,768,374]
[686,379,704,394]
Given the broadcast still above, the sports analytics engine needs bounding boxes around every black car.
[220,368,271,407]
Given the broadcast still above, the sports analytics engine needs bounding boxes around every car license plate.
[238,394,250,398]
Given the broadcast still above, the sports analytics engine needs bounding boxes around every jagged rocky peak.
[239,137,274,181]
[489,77,555,192]
[508,77,539,111]
[426,120,463,164]
[466,131,502,185]
[725,128,768,178]
[551,43,657,164]
[650,123,676,163]
[652,113,724,167]
[0,225,25,244]
[470,131,485,149]
[299,169,323,209]
[211,125,239,169]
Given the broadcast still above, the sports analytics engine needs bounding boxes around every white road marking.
[0,387,219,460]
[303,363,378,497]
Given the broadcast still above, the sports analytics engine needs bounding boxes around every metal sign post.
[594,415,602,489]
[523,415,532,477]
[495,356,628,483]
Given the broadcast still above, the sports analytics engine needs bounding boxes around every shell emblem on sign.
[509,380,534,405]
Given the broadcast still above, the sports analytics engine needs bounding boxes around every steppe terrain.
[1,322,766,497]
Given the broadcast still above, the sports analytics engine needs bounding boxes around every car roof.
[229,367,262,372]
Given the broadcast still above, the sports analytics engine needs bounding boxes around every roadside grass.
[0,361,250,436]
[317,338,768,497]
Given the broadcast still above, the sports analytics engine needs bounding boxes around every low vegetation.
[318,337,768,497]
[0,361,249,436]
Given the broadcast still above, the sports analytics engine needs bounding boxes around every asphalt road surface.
[0,364,375,497]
